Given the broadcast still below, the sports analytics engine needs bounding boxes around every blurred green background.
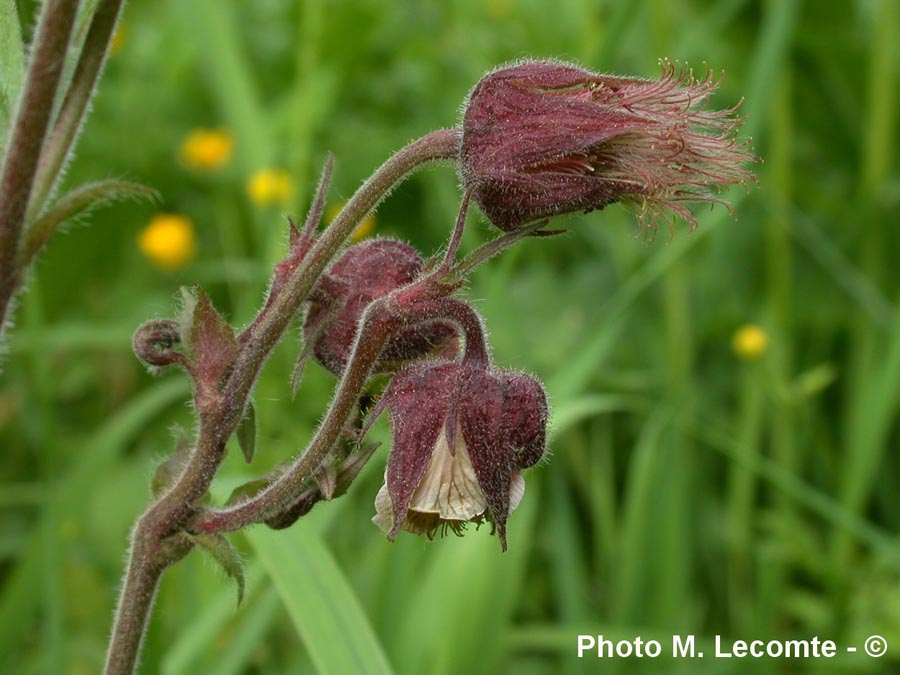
[2,0,899,673]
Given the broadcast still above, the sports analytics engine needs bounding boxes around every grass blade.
[161,564,265,675]
[0,378,190,668]
[247,525,394,675]
[0,0,24,157]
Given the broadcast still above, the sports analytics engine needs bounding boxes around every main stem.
[197,301,396,533]
[104,129,460,675]
[103,536,166,675]
[0,0,78,334]
[27,0,124,223]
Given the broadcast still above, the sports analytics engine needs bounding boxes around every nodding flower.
[369,360,548,551]
[460,59,757,240]
[303,238,457,375]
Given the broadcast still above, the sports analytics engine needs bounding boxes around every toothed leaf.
[177,287,197,345]
[150,430,191,496]
[188,287,238,405]
[236,403,256,463]
[225,477,271,506]
[190,533,245,606]
[22,180,158,263]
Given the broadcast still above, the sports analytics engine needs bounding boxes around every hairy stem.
[104,530,191,675]
[194,300,397,533]
[234,129,460,386]
[433,188,471,275]
[448,218,552,282]
[193,293,490,534]
[412,298,490,367]
[0,0,78,333]
[103,538,164,675]
[104,129,460,674]
[27,0,125,224]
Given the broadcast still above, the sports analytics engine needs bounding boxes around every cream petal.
[407,422,487,522]
[508,472,526,513]
[371,482,395,535]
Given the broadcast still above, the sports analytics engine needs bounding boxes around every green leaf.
[225,476,271,506]
[236,403,256,463]
[246,525,394,675]
[178,286,198,343]
[150,429,191,496]
[0,0,24,157]
[190,533,246,606]
[21,179,158,264]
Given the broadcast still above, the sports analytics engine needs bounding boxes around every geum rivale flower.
[460,59,757,239]
[303,238,457,375]
[369,360,548,551]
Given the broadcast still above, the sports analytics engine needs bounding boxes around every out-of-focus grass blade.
[589,0,641,66]
[550,394,638,440]
[612,409,670,624]
[835,305,900,566]
[0,378,190,668]
[392,483,538,675]
[247,525,394,675]
[548,316,623,399]
[207,584,282,675]
[673,0,750,58]
[0,0,24,156]
[161,564,264,675]
[0,482,42,507]
[790,211,895,330]
[694,417,900,568]
[10,321,141,351]
[64,380,191,502]
[177,0,272,171]
[548,469,591,675]
[741,0,799,137]
[859,0,898,198]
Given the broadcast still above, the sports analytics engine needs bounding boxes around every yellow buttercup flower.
[327,203,376,242]
[247,169,293,207]
[139,214,196,270]
[178,129,233,171]
[732,324,768,360]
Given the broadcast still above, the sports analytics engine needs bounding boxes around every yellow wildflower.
[327,203,376,242]
[732,324,768,360]
[139,214,196,270]
[178,129,233,171]
[247,169,293,207]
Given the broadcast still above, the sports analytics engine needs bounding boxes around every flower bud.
[460,59,756,238]
[303,238,456,374]
[370,360,548,550]
[132,320,185,368]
